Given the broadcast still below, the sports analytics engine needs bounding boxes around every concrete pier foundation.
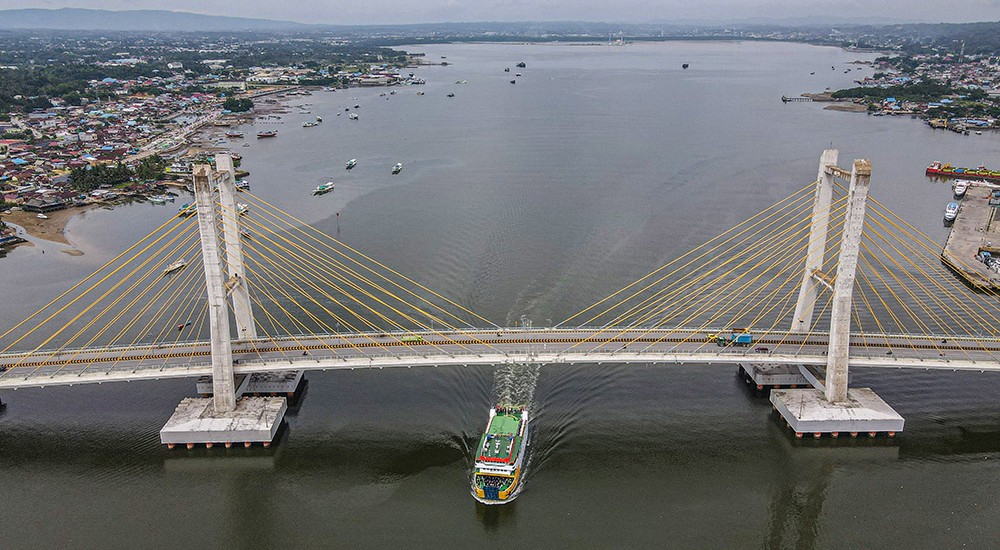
[160,396,286,448]
[197,371,304,398]
[739,363,809,392]
[770,388,904,438]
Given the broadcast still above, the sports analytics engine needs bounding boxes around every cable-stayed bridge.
[3,150,1000,445]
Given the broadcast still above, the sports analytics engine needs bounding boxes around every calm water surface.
[3,41,1000,548]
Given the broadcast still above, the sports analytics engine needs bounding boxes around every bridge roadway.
[2,328,1000,390]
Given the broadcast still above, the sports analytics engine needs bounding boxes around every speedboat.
[447,93,455,97]
[346,158,357,170]
[953,179,970,198]
[163,259,188,276]
[313,182,335,195]
[348,113,359,120]
[392,162,403,174]
[944,202,959,222]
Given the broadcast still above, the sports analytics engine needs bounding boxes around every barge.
[927,161,1000,181]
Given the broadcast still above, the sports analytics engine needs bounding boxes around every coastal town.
[0,36,425,250]
[821,51,1000,132]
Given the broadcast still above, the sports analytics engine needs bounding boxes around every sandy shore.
[823,103,868,113]
[3,207,84,245]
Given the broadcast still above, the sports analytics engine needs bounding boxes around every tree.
[134,155,166,181]
[223,97,254,112]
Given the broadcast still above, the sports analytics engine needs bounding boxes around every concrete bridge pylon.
[767,151,904,438]
[159,159,285,449]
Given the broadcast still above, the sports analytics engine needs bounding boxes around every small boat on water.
[303,121,319,128]
[944,202,960,222]
[149,196,166,205]
[416,91,425,95]
[447,93,455,98]
[36,213,48,219]
[516,62,526,68]
[163,259,187,276]
[348,113,359,120]
[177,203,196,217]
[392,162,403,174]
[316,116,323,122]
[225,131,244,138]
[346,158,357,170]
[472,404,529,504]
[237,203,249,216]
[953,179,971,198]
[510,79,516,84]
[313,182,335,196]
[256,130,277,138]
[235,179,251,192]
[682,63,690,69]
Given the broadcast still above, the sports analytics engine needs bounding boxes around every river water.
[3,41,1000,548]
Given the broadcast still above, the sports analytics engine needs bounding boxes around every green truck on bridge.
[709,329,753,347]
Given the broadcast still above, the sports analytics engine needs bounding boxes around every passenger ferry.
[472,405,529,504]
[927,161,1000,182]
[345,158,357,170]
[392,162,403,174]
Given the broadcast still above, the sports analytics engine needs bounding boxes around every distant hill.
[0,8,309,32]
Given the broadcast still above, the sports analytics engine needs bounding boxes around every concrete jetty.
[941,184,1000,290]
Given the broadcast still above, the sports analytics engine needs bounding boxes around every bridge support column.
[791,149,838,333]
[825,159,870,403]
[769,157,903,438]
[214,154,257,340]
[192,164,237,412]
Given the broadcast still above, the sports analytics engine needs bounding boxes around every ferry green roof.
[488,413,519,435]
[477,412,522,461]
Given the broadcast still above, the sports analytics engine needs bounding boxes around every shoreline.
[3,207,82,246]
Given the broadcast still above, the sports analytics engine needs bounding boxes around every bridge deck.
[3,328,1000,390]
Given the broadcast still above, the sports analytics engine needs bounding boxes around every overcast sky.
[2,0,1000,25]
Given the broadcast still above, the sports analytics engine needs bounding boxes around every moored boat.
[472,405,529,504]
[313,182,335,195]
[256,130,277,138]
[953,179,970,198]
[927,161,1000,182]
[392,162,403,174]
[303,121,319,128]
[345,158,357,170]
[225,131,245,138]
[944,201,960,222]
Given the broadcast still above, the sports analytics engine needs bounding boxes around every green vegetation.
[69,163,132,192]
[831,81,957,103]
[222,97,253,112]
[133,155,167,181]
